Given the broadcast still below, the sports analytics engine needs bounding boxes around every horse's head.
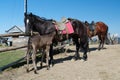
[24,13,35,35]
[84,21,96,37]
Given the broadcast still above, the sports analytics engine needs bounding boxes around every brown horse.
[26,33,55,74]
[85,21,108,50]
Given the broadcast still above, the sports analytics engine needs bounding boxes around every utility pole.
[24,0,27,34]
[24,0,27,15]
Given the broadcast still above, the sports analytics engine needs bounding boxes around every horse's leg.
[101,35,105,49]
[49,44,54,66]
[45,45,50,70]
[74,38,80,60]
[81,42,88,61]
[32,49,37,74]
[98,35,102,50]
[87,42,90,52]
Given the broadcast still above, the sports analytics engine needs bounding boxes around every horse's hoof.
[26,69,29,73]
[40,64,43,69]
[47,67,50,70]
[51,62,54,67]
[83,58,87,61]
[40,66,43,69]
[71,57,77,61]
[98,48,101,51]
[34,70,38,74]
[83,55,87,61]
[49,61,54,67]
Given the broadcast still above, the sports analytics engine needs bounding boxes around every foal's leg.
[40,49,45,68]
[45,45,50,70]
[49,44,54,66]
[32,49,37,74]
[26,49,30,72]
[46,46,50,70]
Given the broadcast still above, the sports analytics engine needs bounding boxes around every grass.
[0,49,25,68]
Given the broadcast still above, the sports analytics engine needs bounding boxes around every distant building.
[5,25,28,47]
[5,25,24,33]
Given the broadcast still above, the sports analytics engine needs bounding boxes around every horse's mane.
[68,18,81,22]
[68,18,83,25]
[28,13,53,22]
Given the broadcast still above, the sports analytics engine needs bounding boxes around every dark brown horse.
[85,21,108,50]
[52,18,89,60]
[60,18,89,60]
[50,18,89,61]
[24,13,57,70]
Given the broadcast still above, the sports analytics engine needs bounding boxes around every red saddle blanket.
[55,21,74,34]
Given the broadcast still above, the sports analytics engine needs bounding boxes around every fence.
[0,33,28,72]
[0,33,66,72]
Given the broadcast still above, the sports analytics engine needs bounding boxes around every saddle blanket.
[55,21,74,34]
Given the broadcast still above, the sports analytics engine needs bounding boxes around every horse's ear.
[91,21,95,24]
[68,18,72,21]
[85,21,89,25]
[24,13,27,16]
[85,21,87,23]
[30,12,33,16]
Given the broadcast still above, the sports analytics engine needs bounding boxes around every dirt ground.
[0,44,120,80]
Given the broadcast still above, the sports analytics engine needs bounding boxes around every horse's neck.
[34,21,56,35]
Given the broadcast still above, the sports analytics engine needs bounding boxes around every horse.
[56,18,89,60]
[85,21,108,50]
[26,33,55,74]
[52,17,89,60]
[24,13,57,70]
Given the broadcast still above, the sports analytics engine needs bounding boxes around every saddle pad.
[62,21,74,34]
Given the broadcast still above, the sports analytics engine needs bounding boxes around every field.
[0,49,25,68]
[0,44,120,80]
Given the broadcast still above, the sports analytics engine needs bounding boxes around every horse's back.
[71,19,87,37]
[96,22,108,33]
[30,33,55,48]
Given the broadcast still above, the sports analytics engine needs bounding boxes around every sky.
[0,0,120,37]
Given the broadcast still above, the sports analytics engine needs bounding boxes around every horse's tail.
[105,26,110,44]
